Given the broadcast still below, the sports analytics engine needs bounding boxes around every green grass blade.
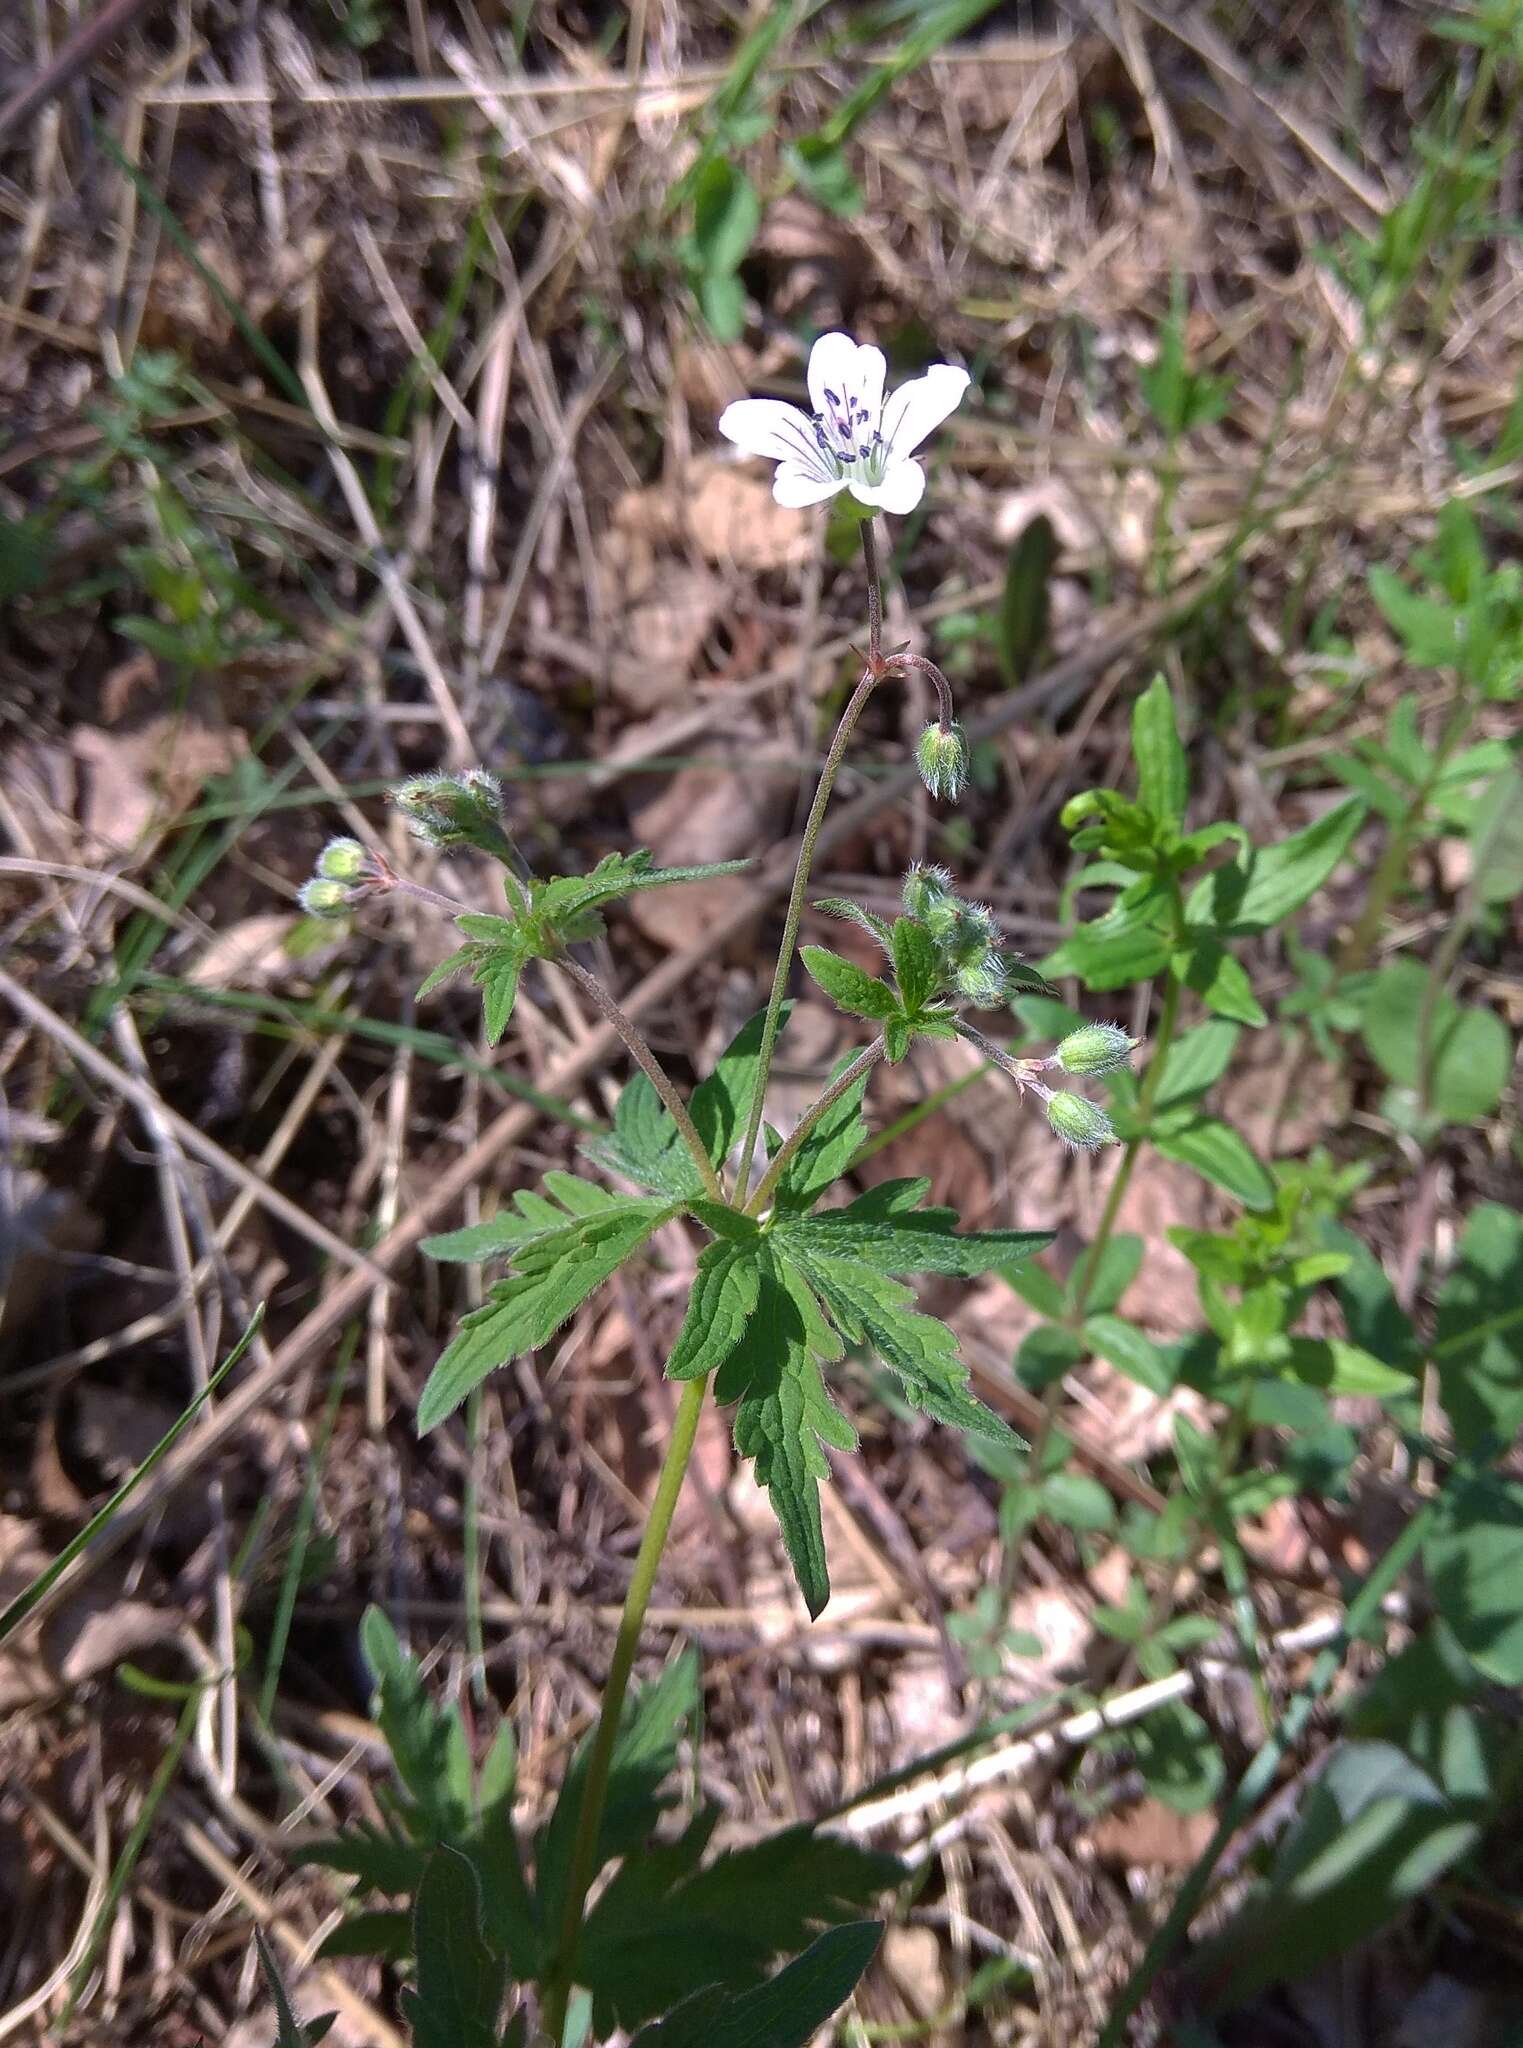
[0,1306,265,1647]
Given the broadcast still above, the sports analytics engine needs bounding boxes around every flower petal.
[718,398,829,475]
[850,460,925,515]
[879,364,971,459]
[773,462,848,508]
[807,331,884,424]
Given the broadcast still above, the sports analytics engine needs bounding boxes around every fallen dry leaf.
[1090,1796,1216,1869]
[626,749,792,950]
[684,457,814,572]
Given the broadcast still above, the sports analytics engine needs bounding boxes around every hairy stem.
[541,1374,709,2044]
[746,1036,887,1218]
[731,665,881,1198]
[860,513,884,662]
[733,518,891,1198]
[557,953,727,1203]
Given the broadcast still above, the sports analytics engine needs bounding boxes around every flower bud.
[299,877,353,918]
[1055,1023,1137,1077]
[946,901,999,969]
[315,836,369,882]
[1045,1090,1117,1150]
[901,863,954,923]
[915,722,969,804]
[393,769,506,849]
[955,957,1007,1006]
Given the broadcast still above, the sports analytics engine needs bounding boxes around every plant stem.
[1338,693,1474,975]
[556,953,727,1203]
[1069,962,1183,1321]
[733,518,890,1198]
[860,513,884,662]
[731,665,880,1198]
[746,1037,887,1217]
[541,1374,709,2045]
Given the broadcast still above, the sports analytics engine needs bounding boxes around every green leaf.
[1042,912,1172,992]
[786,134,864,214]
[582,1074,704,1197]
[996,514,1054,686]
[691,1006,791,1168]
[581,1817,897,2035]
[1152,1117,1274,1210]
[417,1197,680,1430]
[1128,1699,1224,1815]
[1153,1021,1239,1107]
[780,1244,1011,1444]
[800,945,900,1022]
[815,897,894,952]
[698,268,747,341]
[1132,674,1188,826]
[668,1238,763,1382]
[256,1928,336,2048]
[1435,1204,1523,1454]
[1186,798,1364,936]
[731,1260,857,1617]
[359,1607,474,1839]
[1467,766,1523,903]
[1085,1314,1173,1394]
[400,1849,506,2048]
[692,157,761,275]
[1425,1473,1523,1686]
[773,1060,872,1211]
[1360,959,1512,1122]
[1369,564,1469,668]
[890,918,940,1013]
[1173,937,1266,1027]
[628,1922,883,2048]
[537,1649,701,1932]
[315,1909,412,1963]
[1073,1233,1143,1315]
[423,1175,629,1263]
[1041,1471,1115,1532]
[775,1196,1052,1278]
[1286,1337,1415,1397]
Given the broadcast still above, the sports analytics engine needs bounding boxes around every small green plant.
[283,331,1091,2041]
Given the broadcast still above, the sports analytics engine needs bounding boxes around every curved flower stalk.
[719,329,970,514]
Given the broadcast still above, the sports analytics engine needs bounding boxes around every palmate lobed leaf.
[417,1195,681,1431]
[579,1811,900,2034]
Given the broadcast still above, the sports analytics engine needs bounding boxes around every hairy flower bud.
[915,722,969,804]
[955,957,1007,1007]
[299,877,353,919]
[901,863,954,923]
[1045,1090,1117,1150]
[393,769,506,849]
[946,901,999,969]
[1055,1023,1137,1077]
[315,836,369,882]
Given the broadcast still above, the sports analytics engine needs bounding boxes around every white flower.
[717,330,970,515]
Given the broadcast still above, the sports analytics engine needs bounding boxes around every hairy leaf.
[771,1061,873,1212]
[814,896,894,952]
[781,1244,1011,1444]
[800,945,901,1021]
[423,1174,629,1263]
[418,1197,680,1430]
[668,1237,763,1382]
[690,1006,790,1167]
[400,1849,505,2048]
[730,1259,857,1617]
[580,1817,899,2034]
[775,1200,1051,1278]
